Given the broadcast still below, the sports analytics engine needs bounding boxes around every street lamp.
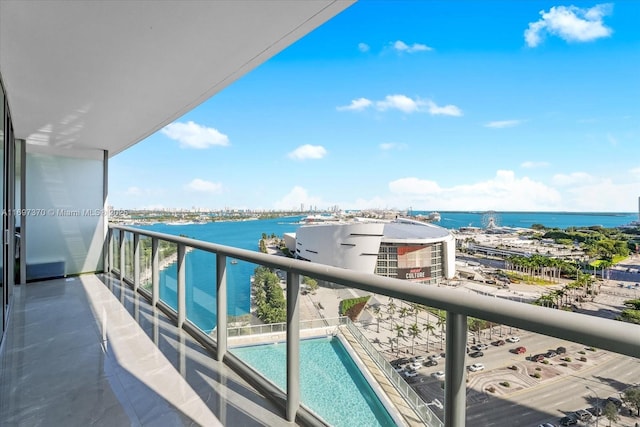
[585,385,599,427]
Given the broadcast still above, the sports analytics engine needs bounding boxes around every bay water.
[137,211,637,331]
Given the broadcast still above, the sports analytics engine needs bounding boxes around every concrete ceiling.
[0,0,353,157]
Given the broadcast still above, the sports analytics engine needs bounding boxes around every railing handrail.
[110,223,640,360]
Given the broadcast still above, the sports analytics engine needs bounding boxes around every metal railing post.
[119,229,125,282]
[216,255,227,361]
[106,228,112,273]
[151,238,159,306]
[133,233,140,291]
[177,244,186,328]
[286,271,300,422]
[445,311,467,427]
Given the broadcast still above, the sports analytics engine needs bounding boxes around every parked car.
[393,365,404,373]
[507,336,520,343]
[559,414,577,425]
[411,355,426,364]
[586,406,603,417]
[492,339,506,346]
[531,354,545,362]
[428,354,442,361]
[512,346,527,354]
[407,362,422,371]
[606,397,623,408]
[423,360,438,367]
[431,371,445,380]
[574,409,592,422]
[556,346,567,354]
[474,343,489,350]
[546,350,557,358]
[467,363,485,372]
[393,357,411,365]
[469,351,484,358]
[403,369,418,378]
[537,423,557,427]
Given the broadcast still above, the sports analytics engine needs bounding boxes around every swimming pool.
[232,336,397,427]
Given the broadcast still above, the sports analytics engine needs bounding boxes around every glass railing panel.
[228,261,288,393]
[123,231,134,281]
[158,240,178,311]
[112,230,120,273]
[138,235,153,293]
[184,248,216,335]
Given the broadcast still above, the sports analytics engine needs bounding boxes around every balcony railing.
[108,224,640,427]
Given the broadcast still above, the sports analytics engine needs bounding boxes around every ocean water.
[136,211,637,331]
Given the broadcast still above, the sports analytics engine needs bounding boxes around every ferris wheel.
[481,211,501,229]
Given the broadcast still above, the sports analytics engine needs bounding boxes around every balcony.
[1,225,639,426]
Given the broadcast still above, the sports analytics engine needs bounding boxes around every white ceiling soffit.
[0,0,354,157]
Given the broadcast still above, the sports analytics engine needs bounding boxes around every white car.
[393,365,404,373]
[467,363,485,372]
[506,336,520,343]
[411,355,426,363]
[407,362,422,371]
[431,371,445,380]
[404,369,418,378]
[428,354,442,361]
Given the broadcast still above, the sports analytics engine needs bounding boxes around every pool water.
[232,336,397,427]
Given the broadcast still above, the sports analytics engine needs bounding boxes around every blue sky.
[110,1,640,212]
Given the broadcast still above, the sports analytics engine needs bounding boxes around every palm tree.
[436,312,446,350]
[411,303,422,324]
[387,298,397,323]
[372,305,382,333]
[399,306,410,327]
[423,321,435,352]
[394,324,405,355]
[408,323,420,355]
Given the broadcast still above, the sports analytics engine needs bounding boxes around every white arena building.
[284,217,456,284]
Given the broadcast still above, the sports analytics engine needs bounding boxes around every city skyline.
[109,1,640,212]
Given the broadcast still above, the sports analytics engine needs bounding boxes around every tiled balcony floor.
[0,274,293,426]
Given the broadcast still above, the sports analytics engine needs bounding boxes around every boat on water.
[428,211,441,222]
[230,260,238,265]
[414,212,441,222]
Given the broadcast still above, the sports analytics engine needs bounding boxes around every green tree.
[399,306,410,327]
[423,321,435,352]
[623,387,640,416]
[603,401,619,426]
[394,324,405,355]
[372,305,382,333]
[408,323,420,355]
[302,276,318,293]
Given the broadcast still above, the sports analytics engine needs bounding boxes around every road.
[406,327,640,427]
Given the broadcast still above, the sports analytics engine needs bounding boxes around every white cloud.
[552,172,596,186]
[525,4,613,47]
[607,133,618,146]
[338,95,462,116]
[630,167,640,180]
[389,177,441,195]
[381,171,562,211]
[379,142,408,151]
[426,100,463,117]
[376,95,425,113]
[184,178,223,193]
[484,120,523,128]
[161,121,230,149]
[521,161,550,169]
[287,144,327,161]
[392,40,433,53]
[273,186,325,210]
[336,97,373,111]
[358,42,370,53]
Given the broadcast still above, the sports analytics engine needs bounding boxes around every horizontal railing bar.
[109,224,640,360]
